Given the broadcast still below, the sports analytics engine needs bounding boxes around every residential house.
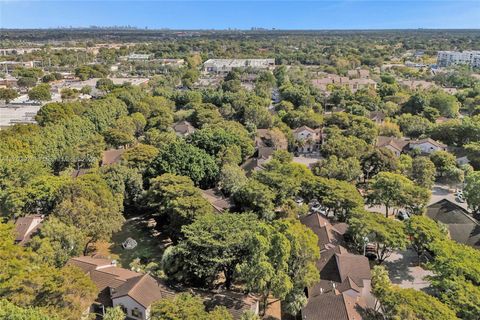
[408,138,447,154]
[14,215,44,245]
[293,126,322,154]
[300,213,374,320]
[101,149,126,166]
[173,120,195,137]
[347,68,370,79]
[400,80,436,91]
[201,189,233,213]
[426,199,480,249]
[312,75,376,92]
[368,111,386,124]
[69,256,175,320]
[241,129,287,176]
[203,59,275,74]
[375,136,409,157]
[256,128,288,151]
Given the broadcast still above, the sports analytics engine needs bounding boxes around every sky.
[1,1,480,30]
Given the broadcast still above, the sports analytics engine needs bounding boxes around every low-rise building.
[69,256,174,320]
[409,138,447,154]
[347,68,370,79]
[427,199,480,249]
[376,136,410,157]
[14,215,44,245]
[203,59,275,73]
[293,126,322,154]
[300,213,374,320]
[312,75,376,92]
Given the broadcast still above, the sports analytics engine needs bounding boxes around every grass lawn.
[96,215,169,269]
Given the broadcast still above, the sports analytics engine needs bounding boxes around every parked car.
[295,197,304,206]
[396,211,410,221]
[456,194,466,203]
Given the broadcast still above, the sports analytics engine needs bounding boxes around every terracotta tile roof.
[14,215,43,245]
[102,149,125,166]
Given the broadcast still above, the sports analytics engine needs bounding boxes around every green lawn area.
[109,215,168,268]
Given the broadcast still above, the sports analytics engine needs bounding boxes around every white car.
[311,202,322,213]
[457,195,466,203]
[295,197,304,206]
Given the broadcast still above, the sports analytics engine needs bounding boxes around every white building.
[203,59,275,73]
[409,138,447,154]
[293,126,323,154]
[69,256,174,320]
[437,51,480,68]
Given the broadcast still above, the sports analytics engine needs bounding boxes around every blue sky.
[1,1,479,29]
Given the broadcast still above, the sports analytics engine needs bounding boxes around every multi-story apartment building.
[437,51,480,68]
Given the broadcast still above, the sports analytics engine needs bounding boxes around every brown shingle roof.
[201,189,233,213]
[14,215,43,245]
[112,274,174,308]
[303,292,366,320]
[376,136,409,152]
[409,138,447,149]
[102,149,125,166]
[173,120,195,136]
[203,292,259,320]
[300,213,346,251]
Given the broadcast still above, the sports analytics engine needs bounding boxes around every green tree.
[371,266,457,320]
[28,217,87,267]
[429,90,460,117]
[238,219,319,315]
[0,300,58,320]
[147,140,219,188]
[312,155,362,182]
[35,102,75,126]
[367,172,429,217]
[218,164,248,196]
[96,78,115,92]
[410,156,436,189]
[28,83,51,101]
[146,174,213,241]
[0,87,18,103]
[405,215,447,264]
[162,213,257,289]
[0,222,97,320]
[302,176,364,221]
[348,210,408,263]
[103,306,126,320]
[232,179,275,220]
[361,148,398,181]
[122,143,159,172]
[464,171,480,214]
[151,293,233,320]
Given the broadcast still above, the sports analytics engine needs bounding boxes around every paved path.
[384,249,433,291]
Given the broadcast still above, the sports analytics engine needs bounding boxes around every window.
[132,308,143,319]
[119,304,127,314]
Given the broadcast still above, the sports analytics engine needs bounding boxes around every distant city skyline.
[1,1,480,30]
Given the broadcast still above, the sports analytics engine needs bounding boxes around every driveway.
[430,184,469,210]
[383,249,433,291]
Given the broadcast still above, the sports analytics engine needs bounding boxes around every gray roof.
[427,199,480,249]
